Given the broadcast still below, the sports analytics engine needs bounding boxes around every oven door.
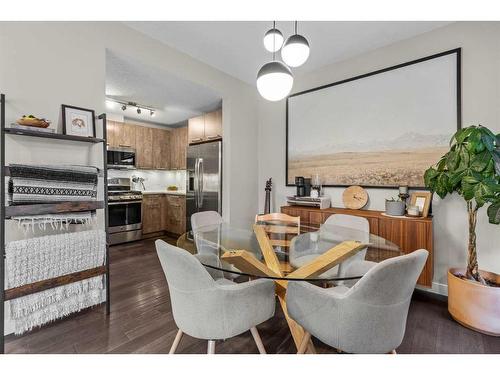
[108,201,142,233]
[107,148,136,169]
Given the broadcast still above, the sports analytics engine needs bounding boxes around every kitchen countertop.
[142,190,186,196]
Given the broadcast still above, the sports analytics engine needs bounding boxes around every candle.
[399,185,408,194]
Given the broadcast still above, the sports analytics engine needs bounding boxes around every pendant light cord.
[295,20,298,35]
[272,20,276,61]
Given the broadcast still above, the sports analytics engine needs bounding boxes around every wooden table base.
[221,225,366,354]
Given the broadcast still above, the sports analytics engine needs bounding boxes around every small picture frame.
[62,104,96,138]
[410,191,433,217]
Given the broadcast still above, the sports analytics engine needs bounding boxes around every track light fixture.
[107,98,156,117]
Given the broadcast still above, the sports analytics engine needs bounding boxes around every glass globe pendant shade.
[256,61,294,101]
[281,34,310,67]
[263,28,284,52]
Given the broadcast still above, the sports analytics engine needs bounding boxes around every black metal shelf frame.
[0,94,110,353]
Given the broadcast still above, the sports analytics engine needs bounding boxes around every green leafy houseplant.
[424,125,500,285]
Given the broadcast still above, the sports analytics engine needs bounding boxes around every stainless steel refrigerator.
[186,140,222,232]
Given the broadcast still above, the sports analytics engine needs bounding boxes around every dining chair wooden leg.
[207,340,216,354]
[169,329,183,354]
[250,326,266,354]
[297,331,312,354]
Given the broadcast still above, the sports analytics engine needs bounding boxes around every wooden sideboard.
[281,205,433,287]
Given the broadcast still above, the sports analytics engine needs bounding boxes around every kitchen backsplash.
[108,169,186,192]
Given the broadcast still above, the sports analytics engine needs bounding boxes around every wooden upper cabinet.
[171,126,188,170]
[188,115,205,144]
[204,109,222,141]
[106,121,136,150]
[135,126,153,169]
[117,124,136,149]
[188,109,222,144]
[106,120,118,148]
[152,128,171,170]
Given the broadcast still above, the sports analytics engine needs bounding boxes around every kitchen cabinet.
[163,195,186,234]
[106,120,119,148]
[106,121,136,149]
[142,195,163,234]
[135,126,154,169]
[117,123,136,149]
[204,109,222,141]
[188,115,205,144]
[170,126,188,170]
[188,109,222,144]
[152,128,171,170]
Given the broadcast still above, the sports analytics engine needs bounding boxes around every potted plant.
[424,125,500,336]
[385,196,406,216]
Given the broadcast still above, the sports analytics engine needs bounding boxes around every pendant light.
[281,21,310,67]
[257,21,293,102]
[263,21,283,52]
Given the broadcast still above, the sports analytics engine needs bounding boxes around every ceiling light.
[256,61,293,101]
[263,21,283,52]
[121,105,127,111]
[281,21,310,67]
[137,108,141,114]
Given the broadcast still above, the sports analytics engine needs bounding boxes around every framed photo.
[286,48,461,188]
[62,104,96,138]
[410,191,433,217]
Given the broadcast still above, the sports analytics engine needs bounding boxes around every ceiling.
[125,21,452,85]
[105,50,221,125]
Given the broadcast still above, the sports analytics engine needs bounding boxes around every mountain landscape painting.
[287,50,459,187]
[288,132,453,187]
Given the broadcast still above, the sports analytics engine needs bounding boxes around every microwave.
[107,147,136,169]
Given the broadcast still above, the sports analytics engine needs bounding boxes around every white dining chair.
[287,249,428,354]
[156,239,276,354]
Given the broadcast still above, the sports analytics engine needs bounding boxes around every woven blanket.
[8,164,98,204]
[5,229,106,288]
[12,212,96,233]
[10,276,105,335]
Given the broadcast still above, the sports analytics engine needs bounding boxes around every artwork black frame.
[62,104,96,138]
[285,48,462,188]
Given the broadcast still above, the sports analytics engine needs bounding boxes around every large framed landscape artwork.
[286,48,461,188]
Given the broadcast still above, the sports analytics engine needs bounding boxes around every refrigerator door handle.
[198,158,204,208]
[194,158,200,209]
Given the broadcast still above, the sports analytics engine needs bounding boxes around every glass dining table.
[176,221,402,353]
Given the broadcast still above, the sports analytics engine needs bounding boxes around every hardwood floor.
[5,236,500,354]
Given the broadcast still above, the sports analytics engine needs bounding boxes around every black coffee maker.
[295,176,311,197]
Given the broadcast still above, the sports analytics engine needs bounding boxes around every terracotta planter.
[448,268,500,336]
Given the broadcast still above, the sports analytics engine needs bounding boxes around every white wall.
[258,22,500,295]
[108,169,186,192]
[0,22,259,334]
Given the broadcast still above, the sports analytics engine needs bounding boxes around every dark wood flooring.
[5,236,500,354]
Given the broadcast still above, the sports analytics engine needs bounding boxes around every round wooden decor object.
[343,186,368,209]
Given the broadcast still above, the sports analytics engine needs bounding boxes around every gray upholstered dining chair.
[287,249,428,354]
[155,239,276,354]
[290,214,374,283]
[191,210,240,279]
[322,214,374,283]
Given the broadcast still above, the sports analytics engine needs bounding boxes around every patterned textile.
[10,276,105,335]
[8,164,98,204]
[5,229,106,288]
[5,229,107,334]
[12,212,96,233]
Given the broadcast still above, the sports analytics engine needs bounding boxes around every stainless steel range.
[107,178,142,245]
